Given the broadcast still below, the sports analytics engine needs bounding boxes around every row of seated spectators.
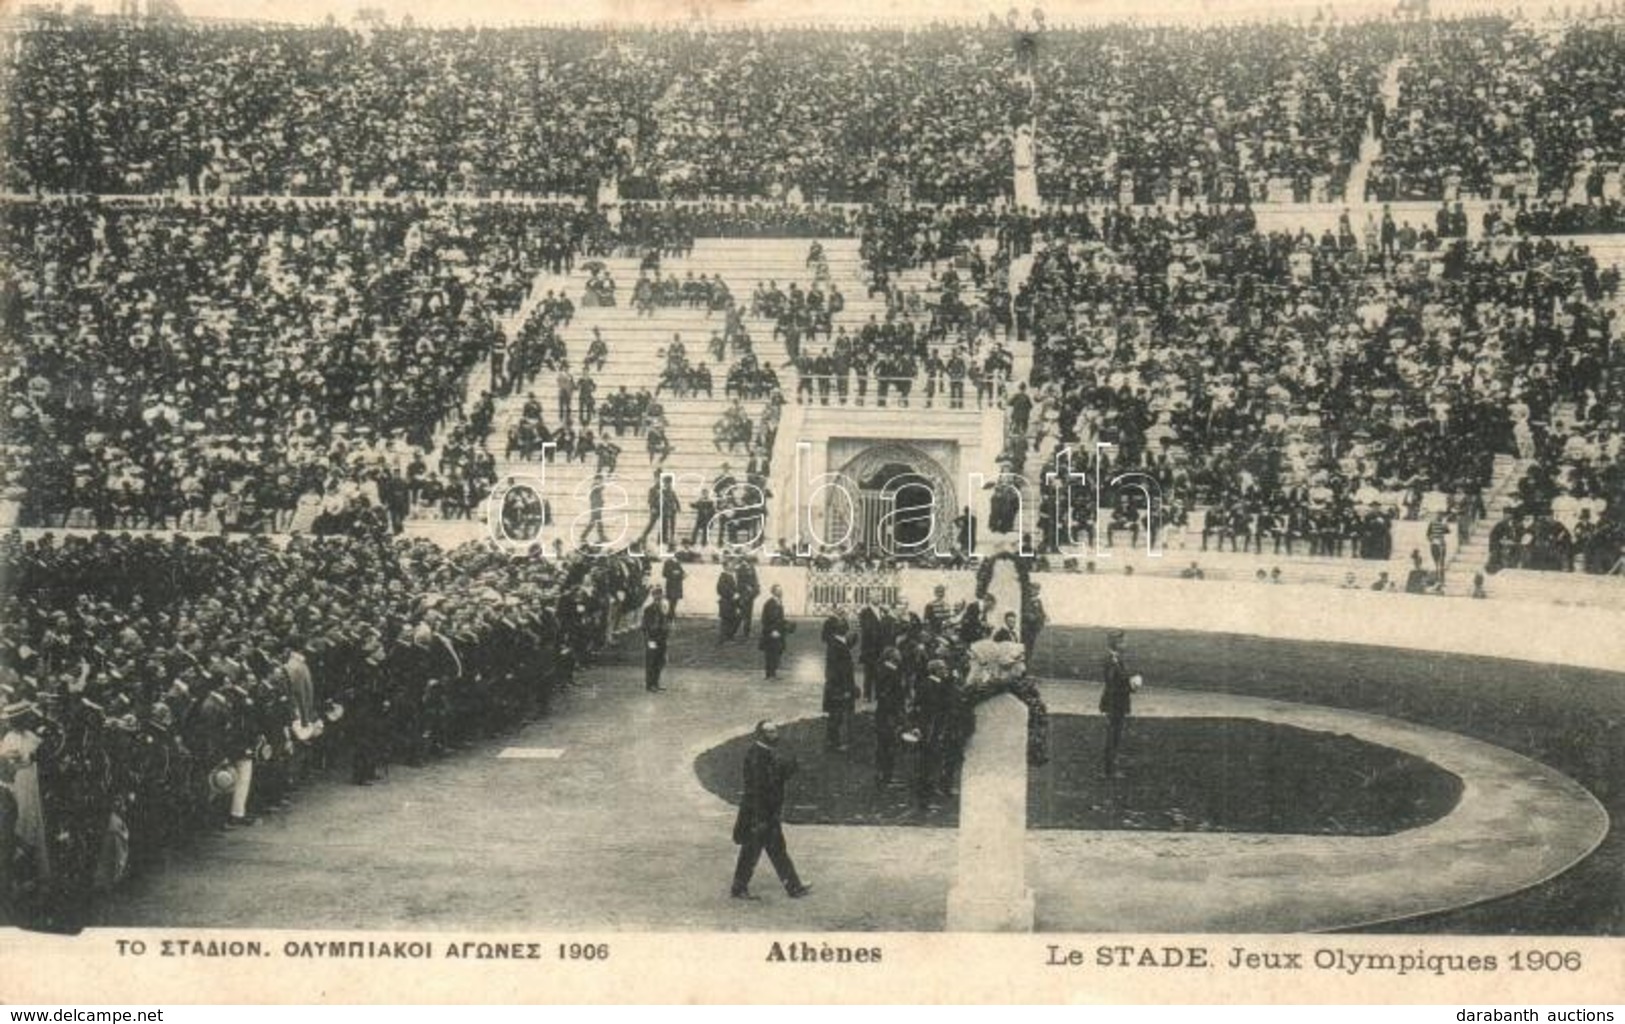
[993,201,1624,575]
[1493,397,1625,574]
[589,202,861,260]
[859,205,1002,291]
[0,530,650,929]
[1486,507,1625,575]
[575,201,997,301]
[1368,16,1625,204]
[22,16,1622,210]
[496,386,662,467]
[787,310,1017,411]
[1511,197,1625,235]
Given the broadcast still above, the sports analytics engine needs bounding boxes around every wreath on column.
[967,552,1049,767]
[974,548,1033,604]
[959,637,1050,767]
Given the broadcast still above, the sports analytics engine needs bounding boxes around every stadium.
[0,0,1621,939]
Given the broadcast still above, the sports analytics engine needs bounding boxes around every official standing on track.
[1099,628,1142,777]
[759,584,788,680]
[643,586,669,692]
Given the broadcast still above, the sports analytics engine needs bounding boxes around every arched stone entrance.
[826,443,957,558]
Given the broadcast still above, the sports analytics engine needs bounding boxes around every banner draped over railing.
[805,567,904,615]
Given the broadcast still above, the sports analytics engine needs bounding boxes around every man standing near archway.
[759,585,788,680]
[716,560,739,642]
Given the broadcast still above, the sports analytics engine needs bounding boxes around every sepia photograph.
[0,0,1622,1005]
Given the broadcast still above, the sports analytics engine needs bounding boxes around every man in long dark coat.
[716,562,739,641]
[822,618,857,752]
[642,587,669,692]
[346,636,389,785]
[857,600,886,701]
[872,646,907,787]
[730,721,811,900]
[911,657,953,808]
[735,560,761,639]
[759,584,788,680]
[1100,628,1138,777]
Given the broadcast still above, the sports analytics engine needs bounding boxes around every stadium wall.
[676,563,1625,673]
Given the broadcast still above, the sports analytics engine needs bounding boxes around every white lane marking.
[496,747,566,760]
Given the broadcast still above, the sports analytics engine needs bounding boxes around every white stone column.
[596,175,622,229]
[945,693,1035,931]
[1013,124,1040,211]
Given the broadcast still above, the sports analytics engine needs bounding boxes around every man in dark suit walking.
[1099,628,1140,777]
[759,584,788,679]
[731,721,811,900]
[642,587,669,692]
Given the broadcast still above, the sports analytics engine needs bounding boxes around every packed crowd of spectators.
[1037,22,1395,205]
[1368,16,1625,203]
[0,530,648,928]
[0,17,1543,211]
[0,196,592,533]
[12,14,1625,218]
[3,21,1016,203]
[5,22,632,197]
[1367,17,1546,203]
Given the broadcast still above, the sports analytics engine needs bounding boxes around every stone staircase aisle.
[480,237,881,546]
[1442,452,1531,587]
[412,233,1014,550]
[1347,55,1406,206]
[428,267,578,458]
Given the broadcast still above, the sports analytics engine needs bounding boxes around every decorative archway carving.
[825,443,958,555]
